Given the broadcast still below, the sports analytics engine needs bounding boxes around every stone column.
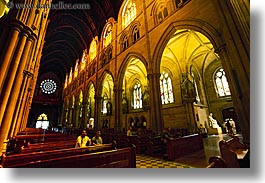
[94,95,102,130]
[217,46,250,143]
[113,85,123,130]
[0,21,23,93]
[13,81,32,136]
[0,21,9,52]
[147,72,163,133]
[8,36,35,137]
[0,31,36,156]
[0,29,30,123]
[216,0,249,143]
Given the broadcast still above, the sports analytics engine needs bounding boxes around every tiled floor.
[136,154,194,168]
[136,134,242,168]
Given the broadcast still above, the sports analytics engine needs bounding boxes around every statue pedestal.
[207,127,222,135]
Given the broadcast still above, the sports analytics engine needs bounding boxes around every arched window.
[215,68,231,97]
[102,94,108,114]
[103,23,112,48]
[122,34,129,51]
[79,91,83,118]
[81,49,87,71]
[133,82,142,109]
[132,25,140,43]
[36,113,49,129]
[122,0,136,28]
[160,71,174,104]
[89,39,97,61]
[157,4,168,23]
[74,59,79,78]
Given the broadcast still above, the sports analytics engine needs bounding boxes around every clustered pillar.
[0,0,51,156]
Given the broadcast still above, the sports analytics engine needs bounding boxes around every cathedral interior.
[0,0,250,168]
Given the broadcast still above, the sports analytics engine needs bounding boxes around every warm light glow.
[81,49,87,70]
[0,0,10,18]
[103,23,112,48]
[69,67,73,84]
[37,113,48,121]
[64,74,68,88]
[74,59,79,78]
[122,0,136,28]
[89,39,97,61]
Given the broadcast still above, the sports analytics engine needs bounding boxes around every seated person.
[161,128,171,142]
[92,130,103,145]
[127,127,133,136]
[75,129,91,148]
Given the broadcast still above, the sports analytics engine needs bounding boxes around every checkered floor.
[136,155,194,168]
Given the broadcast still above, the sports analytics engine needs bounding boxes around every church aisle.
[136,154,194,168]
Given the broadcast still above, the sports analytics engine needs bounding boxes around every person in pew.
[75,129,91,148]
[92,130,103,145]
[161,128,172,143]
[127,127,133,136]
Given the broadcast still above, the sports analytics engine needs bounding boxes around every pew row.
[167,134,204,161]
[6,134,76,154]
[1,144,114,168]
[4,146,136,168]
[17,128,56,135]
[20,140,77,154]
[219,136,250,168]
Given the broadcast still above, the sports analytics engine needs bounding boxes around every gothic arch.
[117,52,148,90]
[152,19,224,74]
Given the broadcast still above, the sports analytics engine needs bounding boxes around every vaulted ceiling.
[39,0,124,86]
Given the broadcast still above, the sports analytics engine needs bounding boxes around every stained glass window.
[89,39,97,61]
[133,82,142,109]
[122,0,136,28]
[103,24,112,48]
[36,113,49,129]
[215,68,231,97]
[102,94,108,114]
[160,71,174,104]
[40,79,57,94]
[81,50,87,70]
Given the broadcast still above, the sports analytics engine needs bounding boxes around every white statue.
[208,113,220,128]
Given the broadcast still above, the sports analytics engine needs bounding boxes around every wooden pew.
[20,140,77,154]
[219,136,249,168]
[6,134,75,154]
[167,134,204,161]
[1,144,114,168]
[27,139,76,148]
[135,136,150,154]
[4,146,136,168]
[206,156,227,168]
[17,128,56,135]
[146,136,165,158]
[112,134,130,148]
[15,134,75,144]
